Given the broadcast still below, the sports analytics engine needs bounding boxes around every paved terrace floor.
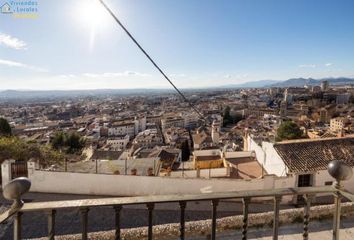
[30,216,354,240]
[189,217,354,240]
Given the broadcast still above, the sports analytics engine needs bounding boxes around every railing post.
[211,199,219,240]
[273,195,282,240]
[327,160,353,240]
[47,209,56,240]
[333,188,342,240]
[242,197,251,240]
[303,195,313,240]
[14,212,23,240]
[114,205,122,240]
[179,201,187,240]
[147,203,154,240]
[80,207,89,240]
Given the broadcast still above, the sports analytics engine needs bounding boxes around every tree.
[0,136,64,166]
[276,121,303,141]
[52,132,65,150]
[51,131,86,154]
[0,118,12,136]
[223,106,232,127]
[181,140,190,162]
[223,106,243,126]
[233,113,243,124]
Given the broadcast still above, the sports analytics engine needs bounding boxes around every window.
[325,181,333,186]
[298,174,312,187]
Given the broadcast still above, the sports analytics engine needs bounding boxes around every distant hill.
[1,77,353,100]
[219,77,354,89]
[220,80,280,88]
[268,77,354,87]
[0,89,174,101]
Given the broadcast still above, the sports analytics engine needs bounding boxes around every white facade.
[211,120,221,144]
[245,135,288,177]
[106,135,130,150]
[330,118,345,132]
[182,113,200,129]
[134,116,147,135]
[161,117,185,131]
[336,93,350,105]
[108,123,135,138]
[244,135,354,196]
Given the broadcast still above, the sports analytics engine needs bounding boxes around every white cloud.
[298,64,316,68]
[325,63,333,67]
[82,71,151,78]
[58,74,76,78]
[0,33,27,50]
[0,59,48,72]
[169,73,186,78]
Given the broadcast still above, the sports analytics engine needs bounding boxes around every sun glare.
[76,0,110,51]
[79,0,107,28]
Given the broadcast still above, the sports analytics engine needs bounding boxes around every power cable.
[98,0,206,122]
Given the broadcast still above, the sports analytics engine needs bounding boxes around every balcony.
[1,160,354,240]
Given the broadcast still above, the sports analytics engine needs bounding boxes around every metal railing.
[1,160,354,240]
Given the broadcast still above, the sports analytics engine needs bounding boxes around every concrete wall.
[314,169,354,193]
[26,161,296,203]
[169,167,229,178]
[246,136,287,177]
[262,141,287,176]
[1,159,15,186]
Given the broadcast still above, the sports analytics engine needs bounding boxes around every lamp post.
[327,160,353,240]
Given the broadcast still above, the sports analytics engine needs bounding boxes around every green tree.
[181,140,190,162]
[223,106,243,126]
[0,118,12,136]
[0,136,64,166]
[276,121,303,141]
[233,113,243,124]
[51,131,85,153]
[66,133,85,152]
[223,106,232,127]
[52,132,66,150]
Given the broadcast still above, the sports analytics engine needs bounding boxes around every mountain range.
[220,77,354,88]
[1,77,353,100]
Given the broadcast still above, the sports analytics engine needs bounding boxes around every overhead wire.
[98,0,207,123]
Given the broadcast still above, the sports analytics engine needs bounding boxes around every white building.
[245,134,354,191]
[330,117,345,133]
[182,112,200,129]
[108,122,136,138]
[106,134,130,150]
[336,93,350,105]
[161,116,185,131]
[211,120,221,144]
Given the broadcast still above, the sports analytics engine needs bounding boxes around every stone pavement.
[30,215,354,240]
[188,216,354,240]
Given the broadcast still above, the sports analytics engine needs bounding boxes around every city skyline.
[1,0,354,90]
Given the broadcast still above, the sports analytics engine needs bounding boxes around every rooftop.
[274,137,354,173]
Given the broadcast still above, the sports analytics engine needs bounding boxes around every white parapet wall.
[1,159,16,186]
[26,161,296,203]
[169,167,229,178]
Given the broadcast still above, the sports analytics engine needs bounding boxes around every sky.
[0,0,354,90]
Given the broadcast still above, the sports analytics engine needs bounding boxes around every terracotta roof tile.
[274,137,354,173]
